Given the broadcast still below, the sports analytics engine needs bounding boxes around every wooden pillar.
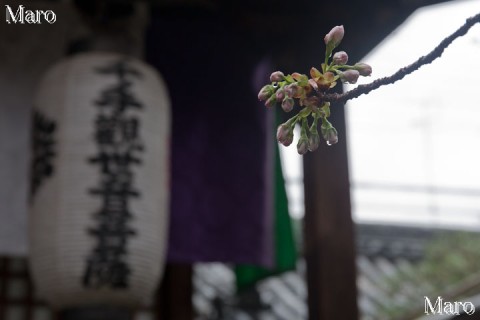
[156,264,193,320]
[303,99,358,320]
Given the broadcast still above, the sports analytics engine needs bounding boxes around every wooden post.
[303,99,358,320]
[156,264,193,320]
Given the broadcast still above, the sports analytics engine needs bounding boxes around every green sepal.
[321,103,331,118]
[298,107,312,118]
[284,74,295,83]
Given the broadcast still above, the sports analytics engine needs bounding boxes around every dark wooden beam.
[303,99,358,320]
[156,264,193,320]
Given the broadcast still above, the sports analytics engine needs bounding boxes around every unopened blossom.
[297,136,309,155]
[333,51,348,65]
[292,86,305,99]
[291,72,307,81]
[275,89,285,102]
[270,71,285,82]
[277,124,294,146]
[339,70,360,84]
[324,25,344,48]
[308,131,321,151]
[265,94,277,108]
[282,97,294,112]
[354,62,372,76]
[258,85,274,101]
[322,126,338,146]
[284,84,299,98]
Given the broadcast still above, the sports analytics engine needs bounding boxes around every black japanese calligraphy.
[83,61,144,289]
[30,110,56,198]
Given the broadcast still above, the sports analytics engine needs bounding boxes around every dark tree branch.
[320,12,480,104]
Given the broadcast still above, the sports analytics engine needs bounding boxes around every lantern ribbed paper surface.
[29,52,170,309]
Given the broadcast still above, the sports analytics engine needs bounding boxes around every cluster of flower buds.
[275,105,337,154]
[258,25,372,154]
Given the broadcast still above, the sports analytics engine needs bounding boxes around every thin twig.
[320,12,480,104]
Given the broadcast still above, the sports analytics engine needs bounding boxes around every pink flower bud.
[277,124,294,146]
[333,51,348,65]
[284,84,299,98]
[339,70,360,84]
[297,137,309,155]
[258,85,274,101]
[324,25,344,48]
[354,63,372,76]
[264,94,277,108]
[275,89,285,102]
[322,126,338,146]
[281,97,294,112]
[308,132,320,151]
[270,71,285,82]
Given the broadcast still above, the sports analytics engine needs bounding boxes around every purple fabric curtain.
[146,8,275,267]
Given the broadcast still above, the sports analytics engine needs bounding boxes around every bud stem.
[311,109,321,129]
[324,52,331,73]
[298,107,312,118]
[286,114,300,127]
[301,117,309,136]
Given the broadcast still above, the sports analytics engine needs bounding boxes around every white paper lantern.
[29,52,171,309]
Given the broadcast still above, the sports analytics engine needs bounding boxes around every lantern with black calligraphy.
[29,52,170,309]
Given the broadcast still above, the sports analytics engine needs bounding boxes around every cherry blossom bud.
[297,135,309,155]
[333,51,348,65]
[258,85,274,101]
[354,63,372,76]
[284,84,299,98]
[277,124,294,146]
[282,97,294,112]
[270,71,285,82]
[321,125,338,146]
[265,94,277,108]
[324,25,344,48]
[308,131,321,151]
[339,70,360,84]
[275,89,285,102]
